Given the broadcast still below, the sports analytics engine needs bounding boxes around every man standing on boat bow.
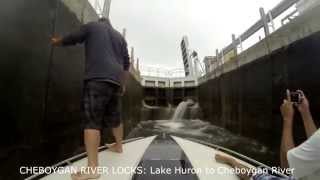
[51,17,130,180]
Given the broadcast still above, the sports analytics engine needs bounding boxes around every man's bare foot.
[106,143,123,153]
[71,170,101,180]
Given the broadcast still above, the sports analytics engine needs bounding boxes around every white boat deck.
[41,136,156,180]
[34,135,262,180]
[172,136,254,180]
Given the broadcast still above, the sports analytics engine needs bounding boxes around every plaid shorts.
[81,80,122,130]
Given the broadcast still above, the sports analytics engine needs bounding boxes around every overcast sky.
[91,0,281,71]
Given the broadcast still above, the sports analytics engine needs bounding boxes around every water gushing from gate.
[171,99,194,120]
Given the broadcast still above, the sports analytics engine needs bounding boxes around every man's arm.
[120,39,130,95]
[296,90,317,137]
[280,119,295,168]
[215,154,252,180]
[122,40,130,73]
[280,90,296,168]
[216,154,295,180]
[51,24,88,46]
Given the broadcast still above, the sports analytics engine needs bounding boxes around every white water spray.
[171,99,194,120]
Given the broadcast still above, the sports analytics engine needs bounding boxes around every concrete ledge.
[62,0,98,23]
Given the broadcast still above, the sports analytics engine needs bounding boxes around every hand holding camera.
[281,89,311,123]
[294,90,310,116]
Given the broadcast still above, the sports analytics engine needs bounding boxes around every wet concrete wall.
[0,0,142,179]
[143,87,198,107]
[141,107,173,121]
[199,31,320,163]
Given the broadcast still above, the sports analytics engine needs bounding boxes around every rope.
[43,0,60,127]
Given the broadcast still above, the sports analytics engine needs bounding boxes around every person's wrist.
[283,118,293,127]
[300,109,311,118]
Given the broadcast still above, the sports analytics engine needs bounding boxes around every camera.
[290,91,302,104]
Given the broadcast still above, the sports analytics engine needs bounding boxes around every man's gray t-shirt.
[61,20,130,85]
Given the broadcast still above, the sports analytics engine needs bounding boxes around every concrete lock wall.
[0,0,143,179]
[199,31,320,159]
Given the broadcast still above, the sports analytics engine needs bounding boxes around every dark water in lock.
[127,119,277,166]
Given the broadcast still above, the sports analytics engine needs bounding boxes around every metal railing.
[141,66,185,78]
[224,0,298,57]
[212,0,299,72]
